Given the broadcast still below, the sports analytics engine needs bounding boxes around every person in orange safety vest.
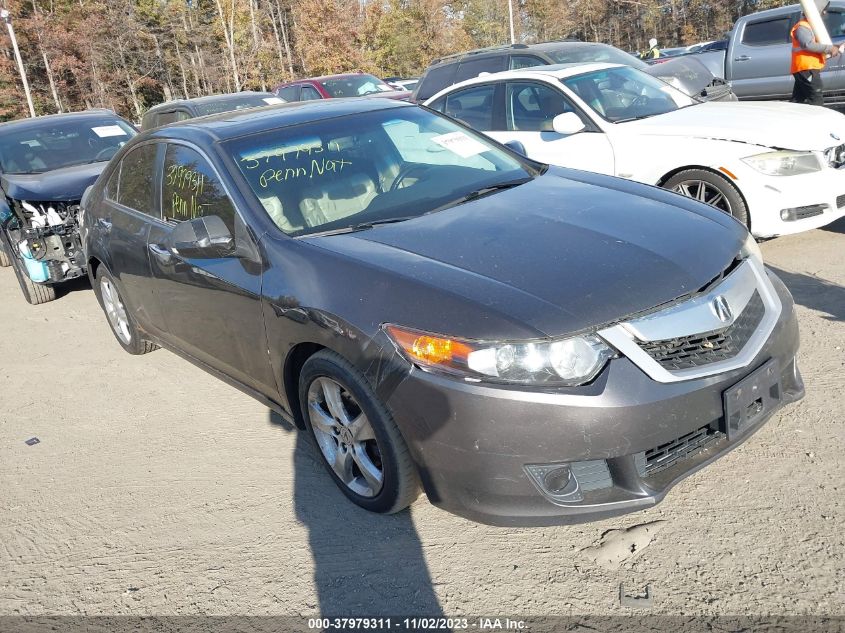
[791,0,841,106]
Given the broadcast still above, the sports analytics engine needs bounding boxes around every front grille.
[637,291,765,371]
[643,425,724,477]
[838,193,845,210]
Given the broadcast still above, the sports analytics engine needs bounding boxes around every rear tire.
[94,267,158,355]
[663,169,749,228]
[299,350,420,514]
[9,252,57,305]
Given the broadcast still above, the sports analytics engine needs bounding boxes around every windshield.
[319,75,396,98]
[193,95,284,116]
[561,66,696,123]
[227,106,535,237]
[0,117,135,175]
[545,45,648,70]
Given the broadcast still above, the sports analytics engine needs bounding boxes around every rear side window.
[454,56,507,83]
[301,85,322,101]
[510,55,546,70]
[117,144,159,216]
[416,64,459,101]
[277,85,300,101]
[162,144,236,232]
[443,84,497,130]
[741,17,794,46]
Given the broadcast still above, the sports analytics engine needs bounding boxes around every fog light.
[780,204,827,222]
[525,463,582,503]
[544,466,574,494]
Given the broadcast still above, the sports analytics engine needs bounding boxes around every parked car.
[81,99,803,526]
[141,92,284,130]
[0,110,136,304]
[426,63,845,238]
[412,41,735,103]
[684,2,845,106]
[274,73,411,102]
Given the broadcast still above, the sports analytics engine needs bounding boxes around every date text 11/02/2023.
[306,618,527,630]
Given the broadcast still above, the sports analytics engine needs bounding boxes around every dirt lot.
[1,220,843,622]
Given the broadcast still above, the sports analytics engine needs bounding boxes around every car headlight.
[742,150,821,176]
[740,232,763,267]
[385,325,615,386]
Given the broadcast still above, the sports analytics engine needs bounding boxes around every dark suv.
[412,41,734,103]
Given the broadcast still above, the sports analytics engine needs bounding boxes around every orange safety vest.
[791,19,826,73]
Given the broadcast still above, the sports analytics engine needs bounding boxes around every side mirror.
[552,112,587,136]
[503,140,527,155]
[170,216,235,259]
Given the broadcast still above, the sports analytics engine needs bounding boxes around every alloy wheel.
[672,179,734,215]
[307,376,384,498]
[100,277,132,345]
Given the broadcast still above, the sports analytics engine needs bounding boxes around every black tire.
[9,251,57,305]
[93,266,158,355]
[663,169,749,228]
[299,350,420,514]
[0,243,10,267]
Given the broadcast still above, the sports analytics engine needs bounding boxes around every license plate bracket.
[723,359,781,440]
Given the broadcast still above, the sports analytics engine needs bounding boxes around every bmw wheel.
[663,169,749,228]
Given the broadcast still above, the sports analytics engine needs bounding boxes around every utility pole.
[508,0,515,45]
[2,8,36,118]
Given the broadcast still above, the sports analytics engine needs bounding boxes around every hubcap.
[307,377,384,498]
[100,277,132,345]
[673,180,734,215]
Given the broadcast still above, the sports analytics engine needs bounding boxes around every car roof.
[146,91,276,113]
[279,73,381,85]
[424,62,621,99]
[146,97,412,143]
[429,40,609,66]
[0,109,120,132]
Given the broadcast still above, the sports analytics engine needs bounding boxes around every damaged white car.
[426,63,845,238]
[0,111,136,304]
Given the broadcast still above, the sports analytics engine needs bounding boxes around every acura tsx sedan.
[81,99,804,526]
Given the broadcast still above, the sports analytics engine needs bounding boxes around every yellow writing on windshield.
[259,157,352,188]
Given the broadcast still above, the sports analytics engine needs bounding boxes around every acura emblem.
[713,296,733,323]
[833,133,841,141]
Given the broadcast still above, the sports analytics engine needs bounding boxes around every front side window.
[0,117,136,175]
[301,85,323,101]
[741,17,793,46]
[562,66,695,123]
[117,143,159,216]
[442,84,496,131]
[161,144,236,231]
[506,82,578,132]
[227,107,534,237]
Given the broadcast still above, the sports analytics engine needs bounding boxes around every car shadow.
[268,411,445,617]
[822,216,845,234]
[54,275,91,299]
[770,265,845,322]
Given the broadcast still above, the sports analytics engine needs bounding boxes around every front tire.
[0,244,10,267]
[94,267,158,355]
[299,350,420,514]
[663,169,749,228]
[9,253,56,305]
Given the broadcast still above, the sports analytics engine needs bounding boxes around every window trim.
[108,140,165,221]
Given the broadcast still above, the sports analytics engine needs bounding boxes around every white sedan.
[425,63,845,238]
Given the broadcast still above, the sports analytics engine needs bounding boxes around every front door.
[146,142,276,396]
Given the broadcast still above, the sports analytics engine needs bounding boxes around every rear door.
[146,141,276,395]
[728,11,799,99]
[100,141,165,332]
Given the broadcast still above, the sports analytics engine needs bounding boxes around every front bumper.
[386,272,803,526]
[740,165,845,238]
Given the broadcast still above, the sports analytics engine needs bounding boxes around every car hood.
[1,162,107,202]
[307,169,745,338]
[623,101,845,151]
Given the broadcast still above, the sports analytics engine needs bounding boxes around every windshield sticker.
[92,125,128,138]
[431,132,488,158]
[262,97,284,105]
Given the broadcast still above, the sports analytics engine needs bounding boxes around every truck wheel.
[663,169,749,228]
[10,254,57,305]
[299,350,420,514]
[94,268,158,355]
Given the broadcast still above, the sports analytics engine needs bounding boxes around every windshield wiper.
[304,216,418,237]
[431,177,532,213]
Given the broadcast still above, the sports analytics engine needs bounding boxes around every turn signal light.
[385,325,473,367]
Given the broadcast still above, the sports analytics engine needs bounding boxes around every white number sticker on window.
[430,132,488,158]
[92,125,128,138]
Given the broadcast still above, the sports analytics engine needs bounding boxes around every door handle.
[734,55,751,62]
[148,243,175,265]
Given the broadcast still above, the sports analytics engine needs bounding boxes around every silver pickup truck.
[686,1,845,106]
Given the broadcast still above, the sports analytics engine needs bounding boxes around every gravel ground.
[0,219,843,623]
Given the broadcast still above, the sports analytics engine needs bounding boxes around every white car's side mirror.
[552,112,587,136]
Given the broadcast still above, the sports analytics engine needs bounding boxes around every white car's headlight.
[386,325,615,386]
[740,233,763,267]
[742,150,821,176]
